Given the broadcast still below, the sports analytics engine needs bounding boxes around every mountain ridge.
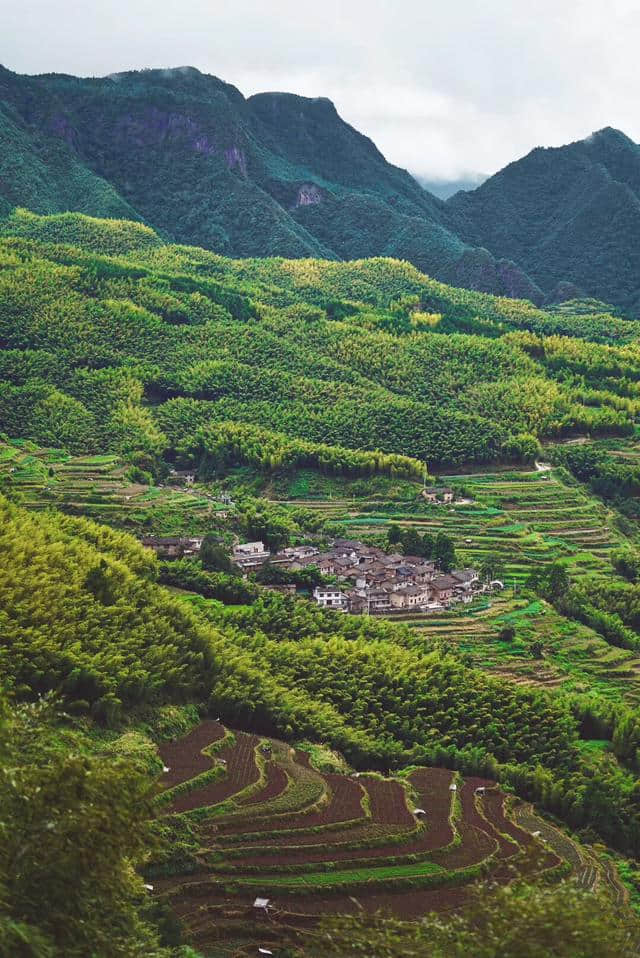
[3,63,640,312]
[448,125,640,314]
[0,63,541,300]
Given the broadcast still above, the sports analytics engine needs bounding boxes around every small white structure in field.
[449,783,457,792]
[413,808,426,817]
[144,883,154,891]
[253,897,271,912]
[475,786,485,795]
[532,830,541,837]
[258,949,274,956]
[162,765,170,773]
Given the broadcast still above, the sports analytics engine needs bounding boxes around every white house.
[313,586,348,610]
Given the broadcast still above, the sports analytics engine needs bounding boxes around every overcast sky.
[4,0,640,180]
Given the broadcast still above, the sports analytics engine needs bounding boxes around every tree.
[481,554,505,583]
[0,694,171,958]
[199,535,236,573]
[530,639,544,659]
[501,432,542,463]
[83,558,117,606]
[499,626,516,642]
[400,527,423,556]
[612,547,640,583]
[434,532,456,572]
[316,880,640,957]
[547,563,570,598]
[387,523,402,547]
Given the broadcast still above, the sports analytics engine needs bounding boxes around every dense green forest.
[1,209,639,475]
[449,127,640,316]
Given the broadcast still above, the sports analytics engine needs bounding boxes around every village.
[231,537,495,615]
[137,481,499,616]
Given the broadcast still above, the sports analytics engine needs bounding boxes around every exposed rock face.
[295,184,322,207]
[224,146,247,175]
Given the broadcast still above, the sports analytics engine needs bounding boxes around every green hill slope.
[1,209,638,471]
[448,127,640,315]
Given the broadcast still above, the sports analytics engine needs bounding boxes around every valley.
[2,207,640,956]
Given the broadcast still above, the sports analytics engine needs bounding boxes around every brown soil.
[168,732,260,814]
[158,720,225,788]
[240,761,289,806]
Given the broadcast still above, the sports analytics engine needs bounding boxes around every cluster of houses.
[232,537,487,615]
[303,539,482,614]
[140,531,493,617]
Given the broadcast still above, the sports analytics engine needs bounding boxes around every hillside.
[1,209,640,472]
[448,127,640,316]
[0,64,541,299]
[3,209,640,953]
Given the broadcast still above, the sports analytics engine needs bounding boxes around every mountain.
[417,173,487,199]
[0,64,540,300]
[447,127,640,315]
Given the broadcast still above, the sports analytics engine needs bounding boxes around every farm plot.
[165,731,261,815]
[0,439,226,534]
[285,466,640,706]
[153,721,606,953]
[217,771,365,845]
[159,719,226,789]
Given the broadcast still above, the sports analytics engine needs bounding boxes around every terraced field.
[0,439,229,533]
[276,467,640,706]
[152,721,615,953]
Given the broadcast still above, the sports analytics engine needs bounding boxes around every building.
[140,536,203,559]
[451,569,480,592]
[422,486,454,504]
[264,583,297,596]
[232,541,271,570]
[167,469,195,486]
[366,588,393,612]
[430,574,459,604]
[313,587,348,610]
[389,583,431,609]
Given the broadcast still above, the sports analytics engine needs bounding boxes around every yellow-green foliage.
[1,207,162,254]
[0,212,637,470]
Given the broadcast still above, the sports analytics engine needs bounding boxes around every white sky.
[4,0,640,179]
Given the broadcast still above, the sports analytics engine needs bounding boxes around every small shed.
[475,786,486,795]
[253,897,271,912]
[449,783,458,792]
[258,949,274,956]
[413,808,426,817]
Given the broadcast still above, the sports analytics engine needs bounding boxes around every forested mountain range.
[448,127,640,316]
[0,64,543,301]
[3,64,640,314]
